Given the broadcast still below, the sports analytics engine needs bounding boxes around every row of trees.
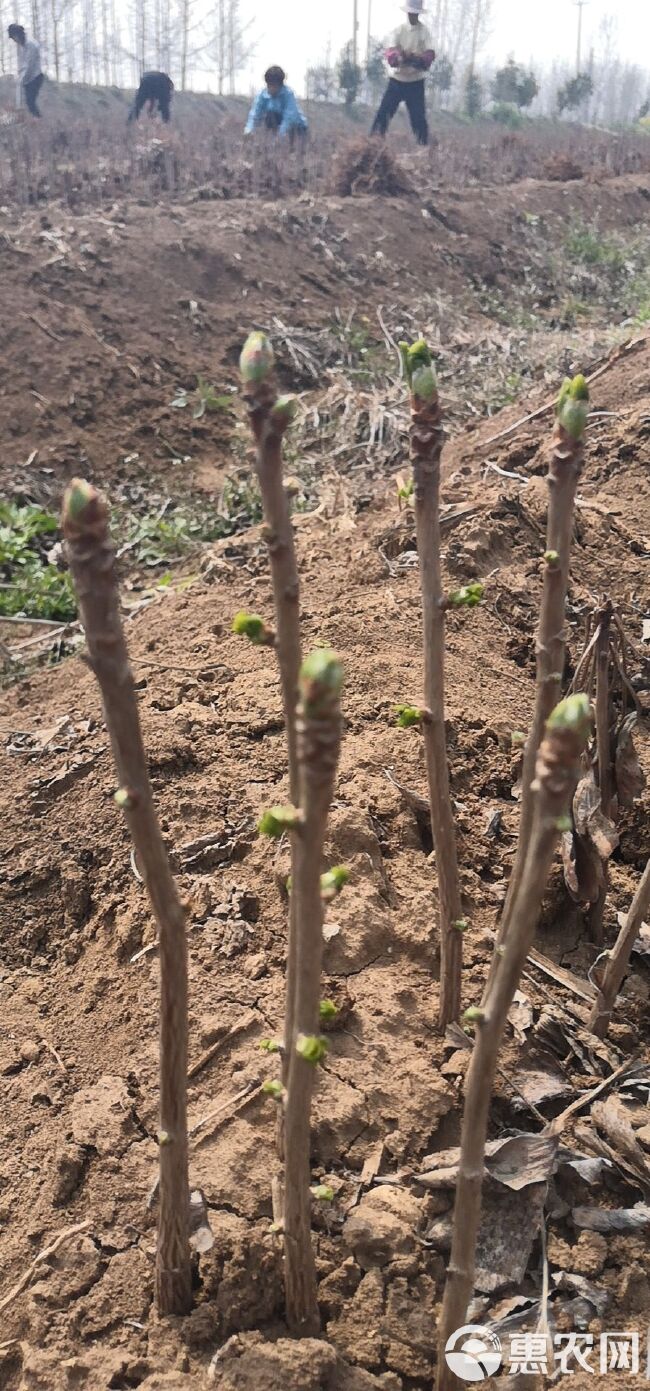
[0,0,253,90]
[307,43,649,128]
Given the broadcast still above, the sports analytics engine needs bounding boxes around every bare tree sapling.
[588,858,650,1038]
[62,480,191,1317]
[258,650,344,1335]
[437,694,593,1391]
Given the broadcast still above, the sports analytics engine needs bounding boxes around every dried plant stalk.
[437,695,592,1390]
[403,341,463,1028]
[62,480,191,1317]
[588,858,650,1038]
[282,650,343,1334]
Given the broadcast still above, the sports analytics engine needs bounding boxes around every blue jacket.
[245,85,308,135]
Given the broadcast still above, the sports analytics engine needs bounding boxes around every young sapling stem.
[437,695,592,1390]
[282,649,343,1335]
[494,374,588,960]
[588,858,650,1038]
[402,339,464,1028]
[62,480,191,1318]
[240,332,302,1099]
[588,599,613,946]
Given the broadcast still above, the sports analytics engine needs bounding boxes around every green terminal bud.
[232,611,274,646]
[321,865,350,901]
[544,550,560,566]
[311,1184,335,1201]
[395,704,423,729]
[239,331,275,384]
[63,477,97,525]
[296,1034,328,1065]
[399,339,438,398]
[556,373,589,440]
[258,805,301,838]
[319,999,339,1022]
[260,1039,282,1054]
[114,787,138,811]
[462,1006,485,1026]
[447,582,484,609]
[262,1080,285,1101]
[158,1130,171,1146]
[299,649,343,720]
[546,692,592,741]
[452,918,470,933]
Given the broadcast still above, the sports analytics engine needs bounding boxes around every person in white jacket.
[8,25,44,116]
[371,0,434,145]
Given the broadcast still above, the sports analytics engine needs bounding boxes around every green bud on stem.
[239,331,275,384]
[546,692,592,740]
[462,1006,485,1025]
[320,865,350,900]
[556,373,589,440]
[295,1034,328,1065]
[260,1039,282,1054]
[258,805,302,838]
[271,395,297,427]
[544,550,560,566]
[511,731,526,747]
[447,582,484,609]
[452,918,470,933]
[114,786,138,811]
[232,611,275,646]
[395,704,423,729]
[262,1079,285,1101]
[555,814,573,833]
[299,649,343,720]
[311,1184,335,1201]
[63,477,97,524]
[319,999,338,1022]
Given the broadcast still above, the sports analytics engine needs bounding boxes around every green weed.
[171,377,234,420]
[565,221,626,272]
[0,503,76,620]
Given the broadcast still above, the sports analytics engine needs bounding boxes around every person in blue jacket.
[244,66,308,145]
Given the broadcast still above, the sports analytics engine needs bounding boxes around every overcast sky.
[241,0,649,95]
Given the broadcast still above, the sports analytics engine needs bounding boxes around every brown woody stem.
[588,600,613,946]
[491,415,584,970]
[241,346,302,1110]
[437,696,591,1390]
[410,386,463,1028]
[283,651,342,1335]
[588,858,650,1038]
[62,480,191,1317]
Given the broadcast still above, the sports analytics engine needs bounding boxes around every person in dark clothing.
[371,0,434,146]
[128,71,174,124]
[8,24,44,116]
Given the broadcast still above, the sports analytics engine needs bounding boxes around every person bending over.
[8,25,44,117]
[128,71,174,125]
[371,0,434,147]
[244,66,308,145]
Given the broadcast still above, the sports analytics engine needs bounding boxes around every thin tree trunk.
[283,652,343,1335]
[588,600,613,945]
[437,696,592,1390]
[588,859,650,1038]
[492,395,586,973]
[407,350,463,1028]
[62,481,191,1317]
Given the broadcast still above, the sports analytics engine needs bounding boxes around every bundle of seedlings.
[397,340,484,1028]
[62,480,191,1317]
[562,597,646,945]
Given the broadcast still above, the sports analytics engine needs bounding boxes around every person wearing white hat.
[371,0,435,146]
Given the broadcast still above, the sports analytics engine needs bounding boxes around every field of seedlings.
[1,101,649,1391]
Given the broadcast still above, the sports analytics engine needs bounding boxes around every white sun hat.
[403,0,426,11]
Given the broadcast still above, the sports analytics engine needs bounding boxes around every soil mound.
[331,137,413,197]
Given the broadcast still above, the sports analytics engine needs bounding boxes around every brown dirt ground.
[1,171,649,1391]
